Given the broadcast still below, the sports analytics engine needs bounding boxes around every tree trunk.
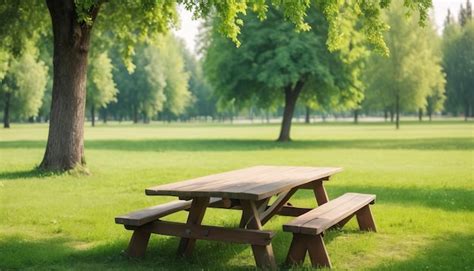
[395,95,400,129]
[384,109,388,122]
[418,108,423,122]
[39,0,100,171]
[133,105,138,123]
[91,104,95,127]
[102,108,107,124]
[3,92,10,128]
[354,109,359,124]
[390,109,394,123]
[305,106,310,124]
[465,101,470,121]
[277,80,305,142]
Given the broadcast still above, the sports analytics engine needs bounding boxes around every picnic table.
[117,165,342,269]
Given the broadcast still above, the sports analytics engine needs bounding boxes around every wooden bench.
[283,193,376,268]
[115,197,228,257]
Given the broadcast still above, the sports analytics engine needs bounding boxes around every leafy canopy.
[1,0,432,70]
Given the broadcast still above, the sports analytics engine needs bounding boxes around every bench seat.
[283,192,376,268]
[115,197,223,227]
[283,193,376,235]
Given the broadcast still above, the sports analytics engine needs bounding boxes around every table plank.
[146,166,342,200]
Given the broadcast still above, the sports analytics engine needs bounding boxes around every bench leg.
[177,197,210,257]
[286,233,331,268]
[285,233,307,265]
[126,228,151,258]
[356,205,377,232]
[307,234,332,268]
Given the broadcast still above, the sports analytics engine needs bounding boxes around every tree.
[443,2,473,120]
[179,42,216,120]
[155,36,191,120]
[0,46,48,128]
[204,7,364,141]
[365,3,445,129]
[112,35,191,123]
[0,0,431,171]
[86,51,117,127]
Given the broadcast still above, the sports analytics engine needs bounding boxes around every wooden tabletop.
[146,166,342,200]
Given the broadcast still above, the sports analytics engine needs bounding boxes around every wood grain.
[283,193,376,235]
[146,166,341,200]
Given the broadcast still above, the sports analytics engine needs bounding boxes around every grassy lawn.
[0,121,473,270]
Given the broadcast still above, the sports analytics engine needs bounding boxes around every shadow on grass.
[0,168,60,181]
[0,234,252,270]
[369,233,474,270]
[1,230,471,270]
[0,137,472,152]
[294,185,474,212]
[0,222,352,271]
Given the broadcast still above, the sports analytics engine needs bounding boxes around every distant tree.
[365,3,445,129]
[86,52,118,127]
[113,36,190,123]
[180,43,216,120]
[443,2,473,120]
[158,36,191,119]
[204,7,365,141]
[0,47,48,128]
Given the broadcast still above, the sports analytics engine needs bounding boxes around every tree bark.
[102,108,107,124]
[3,92,11,128]
[277,80,305,142]
[305,106,310,124]
[395,95,400,129]
[39,0,100,171]
[91,104,95,127]
[133,105,138,123]
[465,101,470,121]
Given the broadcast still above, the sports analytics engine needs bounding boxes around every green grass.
[0,121,473,270]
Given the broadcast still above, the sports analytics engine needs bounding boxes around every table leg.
[240,199,277,270]
[313,180,329,205]
[177,197,210,257]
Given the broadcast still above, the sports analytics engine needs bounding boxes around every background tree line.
[0,0,471,170]
[2,1,471,133]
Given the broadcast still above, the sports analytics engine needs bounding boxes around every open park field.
[0,121,473,270]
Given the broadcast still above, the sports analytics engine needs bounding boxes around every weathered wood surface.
[283,193,376,235]
[115,197,222,227]
[146,166,341,200]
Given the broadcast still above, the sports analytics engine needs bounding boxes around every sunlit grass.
[0,121,473,270]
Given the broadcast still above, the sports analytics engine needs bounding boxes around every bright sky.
[174,0,466,55]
